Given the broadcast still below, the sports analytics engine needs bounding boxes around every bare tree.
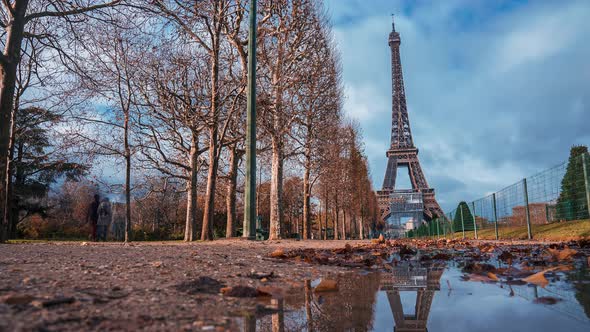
[70,19,146,242]
[256,0,319,240]
[0,0,122,241]
[136,49,209,242]
[149,0,246,240]
[293,9,343,240]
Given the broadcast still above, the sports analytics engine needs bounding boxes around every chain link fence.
[407,151,590,240]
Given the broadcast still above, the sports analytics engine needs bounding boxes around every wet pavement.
[243,260,590,331]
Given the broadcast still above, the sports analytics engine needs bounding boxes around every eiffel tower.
[378,16,443,225]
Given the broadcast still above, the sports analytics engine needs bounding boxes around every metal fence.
[407,151,590,240]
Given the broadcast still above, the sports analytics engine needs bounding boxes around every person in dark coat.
[96,198,112,241]
[86,194,100,241]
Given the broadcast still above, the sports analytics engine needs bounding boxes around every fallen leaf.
[314,279,338,292]
[270,249,286,258]
[498,251,514,261]
[534,296,562,305]
[461,263,496,274]
[487,272,499,281]
[175,277,225,294]
[31,297,75,308]
[547,248,577,261]
[462,274,497,283]
[554,265,573,271]
[256,286,284,298]
[1,294,35,305]
[522,267,558,288]
[221,286,258,298]
[151,261,163,268]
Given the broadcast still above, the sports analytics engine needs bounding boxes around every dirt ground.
[0,239,376,331]
[1,238,584,331]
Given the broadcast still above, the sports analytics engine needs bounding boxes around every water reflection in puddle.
[240,263,590,332]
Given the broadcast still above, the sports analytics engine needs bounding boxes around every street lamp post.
[243,0,257,239]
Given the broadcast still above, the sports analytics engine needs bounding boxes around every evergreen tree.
[556,145,589,221]
[8,107,87,237]
[452,201,474,232]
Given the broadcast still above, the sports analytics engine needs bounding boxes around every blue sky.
[324,0,590,211]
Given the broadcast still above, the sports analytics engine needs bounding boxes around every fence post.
[492,193,499,240]
[582,153,590,219]
[449,213,454,237]
[436,219,440,239]
[460,206,465,239]
[523,178,532,240]
[471,201,478,240]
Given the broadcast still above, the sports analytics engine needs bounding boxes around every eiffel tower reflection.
[382,265,444,332]
[242,264,444,332]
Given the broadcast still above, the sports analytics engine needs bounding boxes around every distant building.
[510,203,554,225]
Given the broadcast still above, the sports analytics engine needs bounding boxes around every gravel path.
[0,239,369,331]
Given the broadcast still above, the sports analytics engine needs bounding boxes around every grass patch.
[426,219,590,241]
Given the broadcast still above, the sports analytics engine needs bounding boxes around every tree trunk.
[124,110,132,242]
[201,126,218,241]
[334,207,339,240]
[359,214,364,240]
[225,145,240,238]
[324,189,328,240]
[184,135,199,241]
[0,1,28,242]
[318,195,323,241]
[302,160,311,240]
[6,105,17,238]
[342,209,347,240]
[200,14,221,241]
[269,137,283,240]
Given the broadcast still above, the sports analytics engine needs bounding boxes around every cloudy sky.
[324,0,590,211]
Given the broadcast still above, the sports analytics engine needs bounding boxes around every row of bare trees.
[0,0,378,242]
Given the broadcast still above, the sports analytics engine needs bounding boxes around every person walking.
[86,194,100,241]
[96,197,113,241]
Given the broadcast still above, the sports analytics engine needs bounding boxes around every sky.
[324,0,590,211]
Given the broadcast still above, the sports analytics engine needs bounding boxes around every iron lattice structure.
[378,17,443,224]
[381,265,444,332]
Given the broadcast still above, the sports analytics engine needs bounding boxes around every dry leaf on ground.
[547,248,577,261]
[534,296,562,305]
[270,249,286,258]
[314,279,338,292]
[522,267,558,288]
[0,294,35,305]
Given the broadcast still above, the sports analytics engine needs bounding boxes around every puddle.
[238,262,590,331]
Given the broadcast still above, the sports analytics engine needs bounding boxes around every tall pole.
[582,153,590,218]
[523,178,532,240]
[492,193,499,240]
[243,0,257,239]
